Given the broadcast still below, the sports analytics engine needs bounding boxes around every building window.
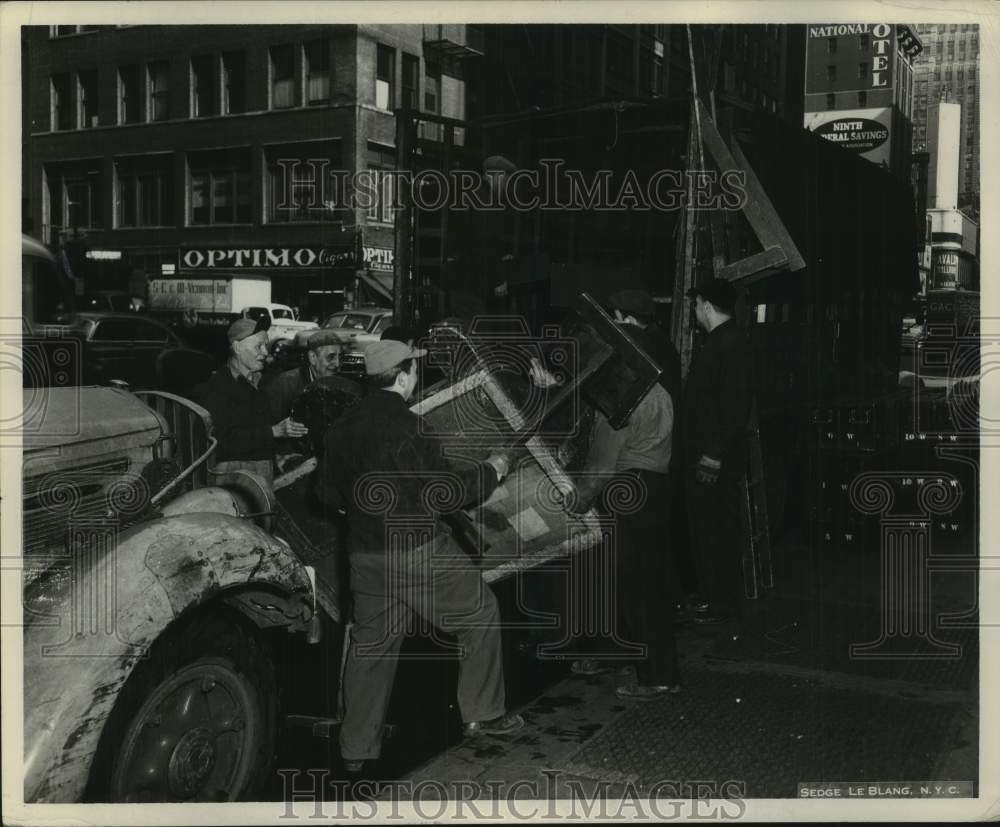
[50,25,99,37]
[365,168,395,223]
[270,44,295,109]
[376,44,395,110]
[826,64,836,81]
[222,51,246,114]
[858,34,869,51]
[51,73,73,131]
[118,64,141,124]
[264,141,341,223]
[116,155,173,228]
[858,90,867,107]
[192,54,214,117]
[827,37,837,54]
[858,62,868,80]
[58,174,102,229]
[188,149,251,225]
[402,53,419,110]
[304,39,331,105]
[77,70,98,128]
[147,61,169,121]
[421,62,441,139]
[826,92,836,109]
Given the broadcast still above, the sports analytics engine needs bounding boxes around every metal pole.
[393,109,415,328]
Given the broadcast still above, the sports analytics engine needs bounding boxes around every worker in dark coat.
[317,340,524,773]
[194,316,307,485]
[682,279,753,624]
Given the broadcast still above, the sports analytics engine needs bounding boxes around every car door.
[85,318,136,385]
[129,318,175,388]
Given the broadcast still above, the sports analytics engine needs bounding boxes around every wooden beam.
[729,136,807,272]
[718,245,789,283]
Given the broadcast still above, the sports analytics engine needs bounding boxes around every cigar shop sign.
[181,246,357,270]
[180,245,395,272]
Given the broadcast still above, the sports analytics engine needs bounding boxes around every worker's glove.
[273,417,309,439]
[695,455,721,485]
[485,453,511,482]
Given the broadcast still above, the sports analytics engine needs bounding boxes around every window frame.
[375,44,395,110]
[76,70,98,129]
[51,73,73,131]
[222,50,246,115]
[188,151,252,226]
[270,44,296,110]
[147,60,170,122]
[118,64,141,125]
[304,39,331,105]
[191,54,215,118]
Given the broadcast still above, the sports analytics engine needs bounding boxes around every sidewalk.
[384,529,980,801]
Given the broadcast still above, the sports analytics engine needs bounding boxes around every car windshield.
[332,314,376,331]
[272,308,294,320]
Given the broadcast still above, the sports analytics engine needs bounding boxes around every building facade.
[23,24,479,317]
[911,23,979,211]
[802,22,922,179]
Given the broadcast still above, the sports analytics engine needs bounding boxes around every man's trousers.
[686,471,746,618]
[339,532,507,762]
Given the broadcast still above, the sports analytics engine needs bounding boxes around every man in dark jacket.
[682,279,753,624]
[195,317,307,485]
[318,340,523,773]
[265,328,360,425]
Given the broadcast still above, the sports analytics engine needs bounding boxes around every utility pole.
[393,109,416,329]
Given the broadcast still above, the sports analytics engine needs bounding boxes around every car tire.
[87,610,277,803]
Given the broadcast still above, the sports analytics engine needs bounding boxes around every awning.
[359,271,393,303]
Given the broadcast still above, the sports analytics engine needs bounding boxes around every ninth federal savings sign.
[803,107,892,168]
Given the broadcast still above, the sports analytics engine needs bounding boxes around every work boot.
[463,712,525,737]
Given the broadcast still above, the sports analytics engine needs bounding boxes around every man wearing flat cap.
[318,340,523,773]
[194,316,308,485]
[265,328,362,426]
[682,278,753,624]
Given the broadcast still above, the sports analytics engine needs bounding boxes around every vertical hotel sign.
[806,23,894,90]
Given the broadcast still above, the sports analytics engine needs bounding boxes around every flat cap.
[307,328,349,350]
[228,315,270,343]
[687,279,738,314]
[364,340,427,375]
[609,289,655,318]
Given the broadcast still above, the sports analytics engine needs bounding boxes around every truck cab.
[19,236,317,803]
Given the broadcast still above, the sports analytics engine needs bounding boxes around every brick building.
[23,23,479,316]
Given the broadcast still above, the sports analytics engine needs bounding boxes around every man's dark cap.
[687,279,737,314]
[609,289,655,318]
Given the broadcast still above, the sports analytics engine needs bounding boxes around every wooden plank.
[410,368,489,415]
[718,245,789,283]
[729,134,807,272]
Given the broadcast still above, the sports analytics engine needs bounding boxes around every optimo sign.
[180,246,356,270]
[804,107,892,167]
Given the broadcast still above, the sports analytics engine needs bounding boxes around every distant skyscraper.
[911,23,979,207]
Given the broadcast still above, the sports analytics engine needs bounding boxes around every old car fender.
[22,511,313,803]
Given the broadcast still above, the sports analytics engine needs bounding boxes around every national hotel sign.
[807,24,895,88]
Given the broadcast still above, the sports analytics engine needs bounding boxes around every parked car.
[298,306,394,376]
[241,303,317,342]
[70,312,216,394]
[80,290,145,313]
